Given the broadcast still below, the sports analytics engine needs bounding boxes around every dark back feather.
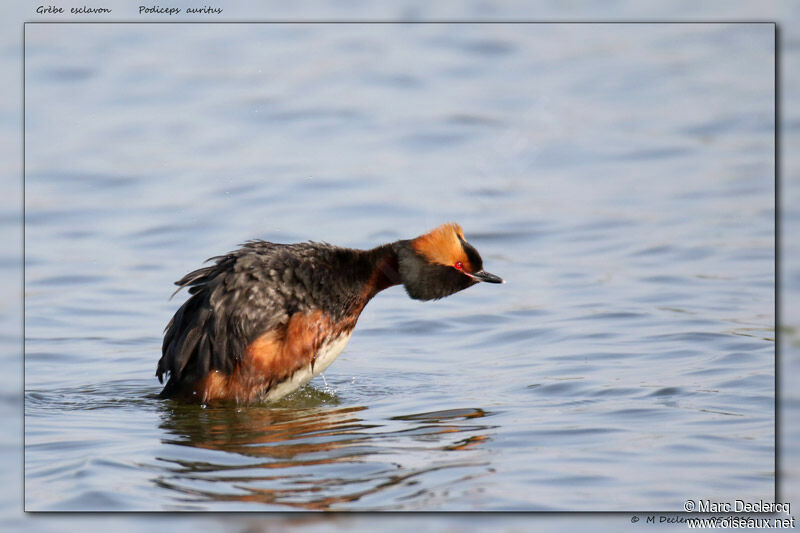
[157,252,245,394]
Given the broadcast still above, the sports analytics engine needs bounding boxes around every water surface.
[24,23,774,511]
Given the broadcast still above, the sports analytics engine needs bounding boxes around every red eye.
[454,261,463,270]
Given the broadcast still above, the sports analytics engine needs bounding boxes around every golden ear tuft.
[411,222,471,269]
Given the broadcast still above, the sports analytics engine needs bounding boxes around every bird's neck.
[358,242,402,299]
[324,243,400,322]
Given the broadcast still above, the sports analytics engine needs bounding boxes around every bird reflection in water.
[154,390,495,510]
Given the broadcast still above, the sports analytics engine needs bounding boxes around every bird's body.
[156,223,502,404]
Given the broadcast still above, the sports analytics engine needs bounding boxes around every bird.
[156,223,503,405]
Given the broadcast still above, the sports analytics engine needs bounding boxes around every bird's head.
[394,223,504,301]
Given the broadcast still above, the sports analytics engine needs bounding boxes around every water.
[23,23,775,511]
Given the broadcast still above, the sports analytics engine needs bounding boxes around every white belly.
[263,332,352,402]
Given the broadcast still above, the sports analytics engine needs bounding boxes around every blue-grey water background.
[3,2,798,530]
[22,21,775,513]
[22,22,776,512]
